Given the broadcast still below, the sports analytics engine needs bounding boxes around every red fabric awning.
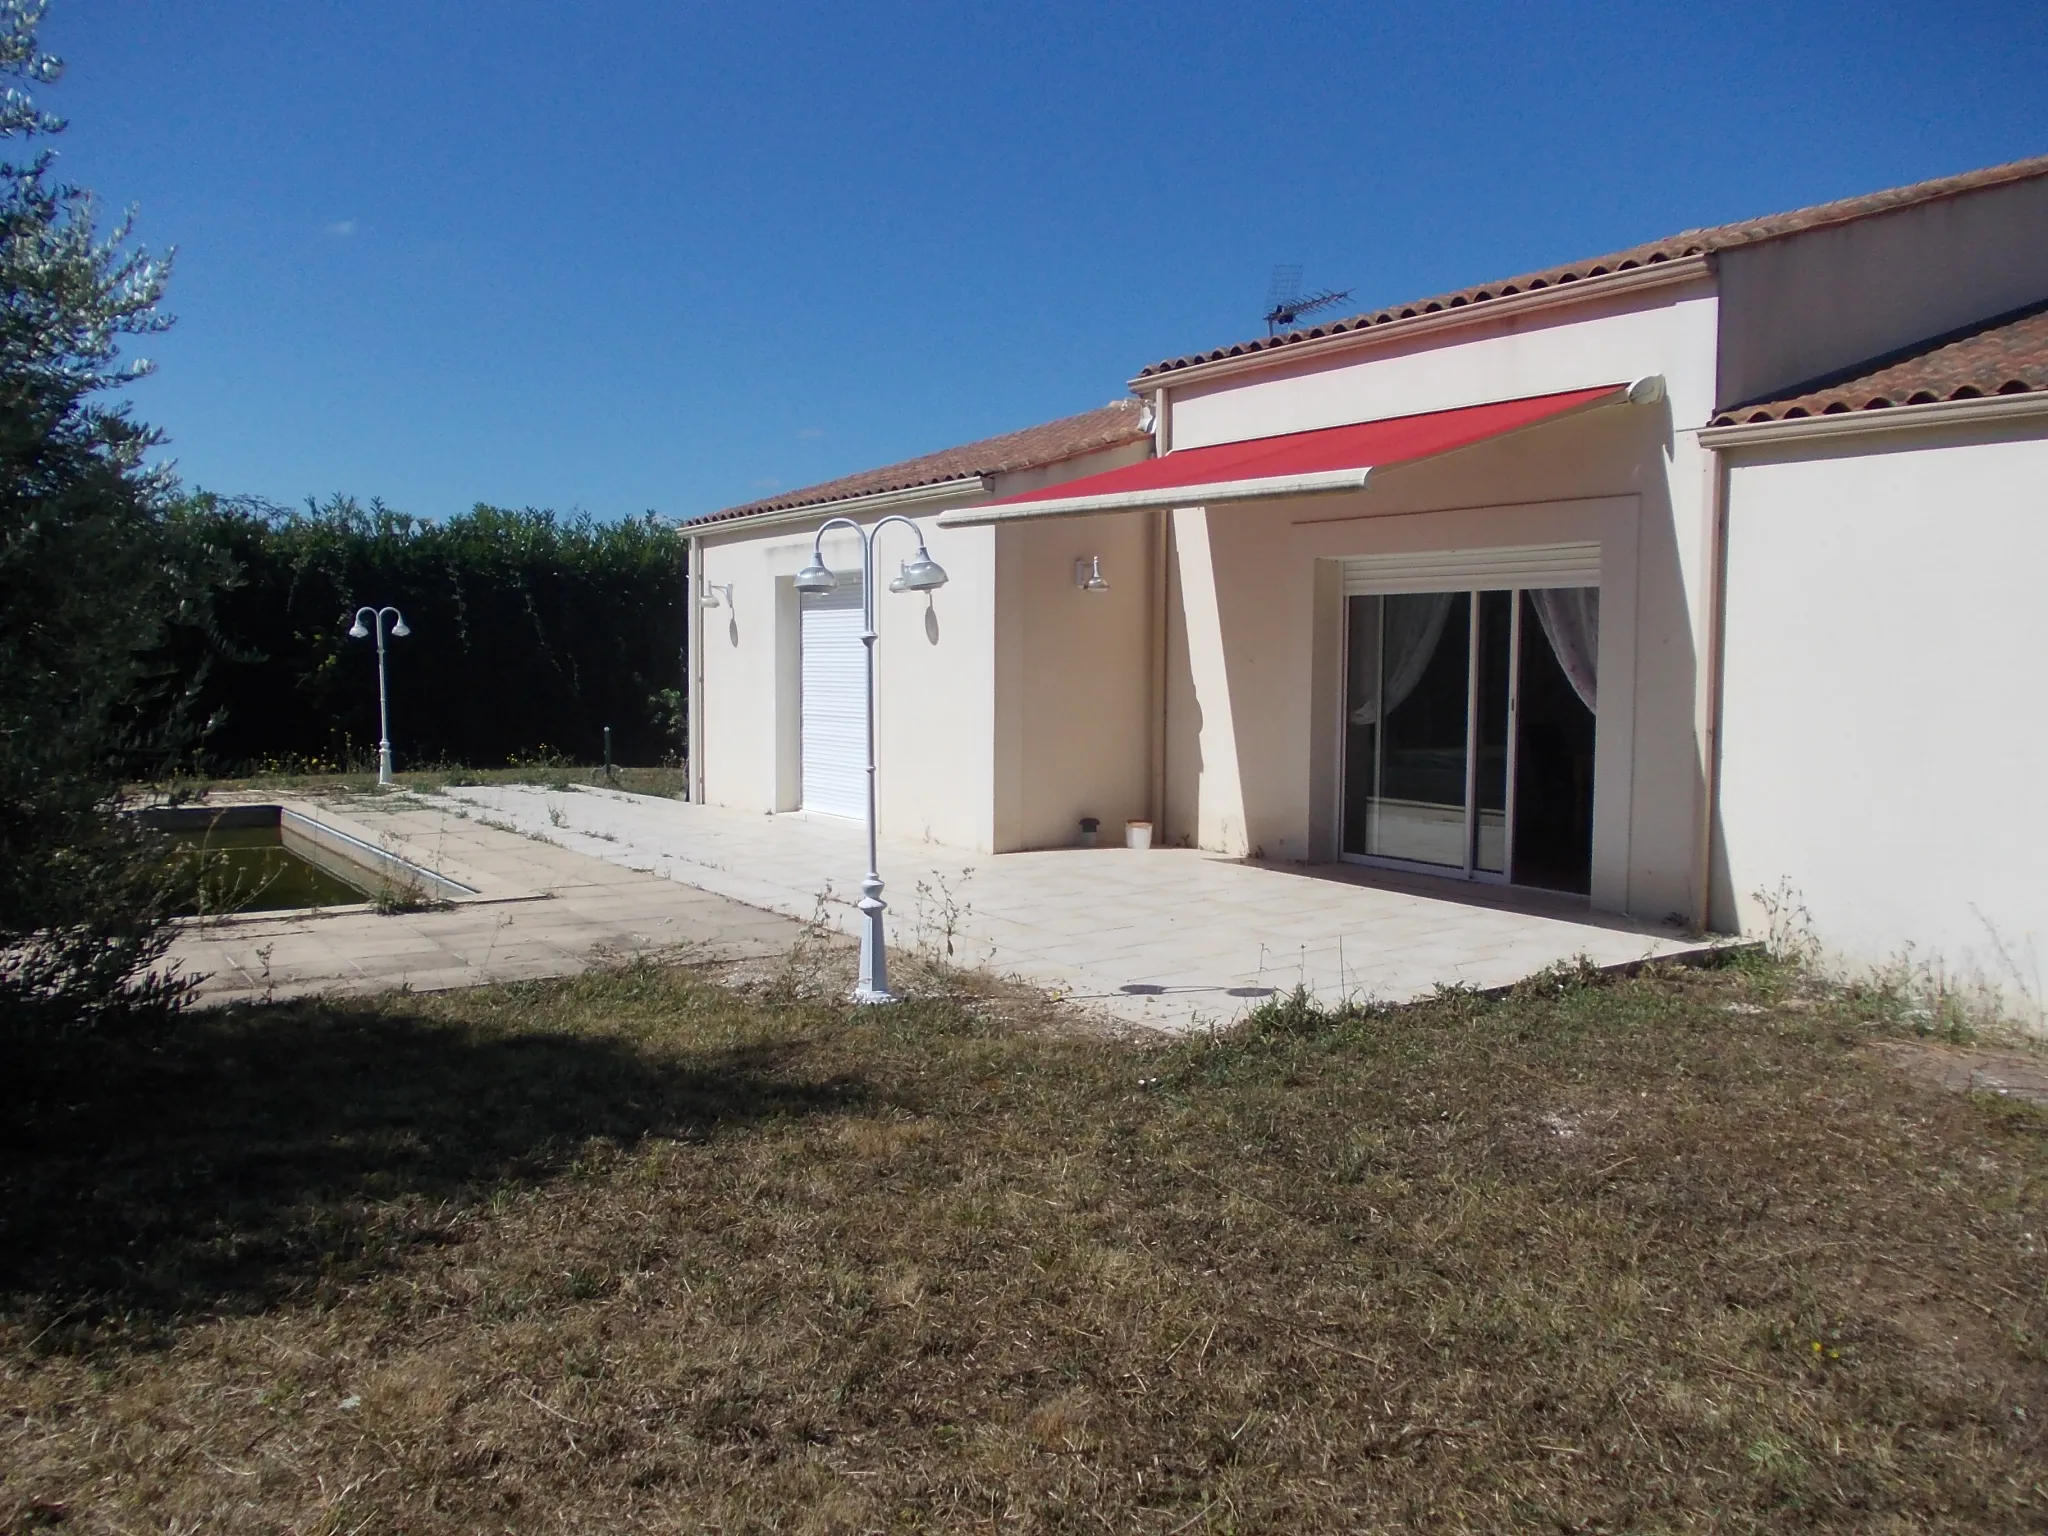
[940,384,1629,524]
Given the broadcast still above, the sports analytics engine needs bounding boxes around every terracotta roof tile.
[1708,300,2048,426]
[1138,153,2048,380]
[686,401,1148,526]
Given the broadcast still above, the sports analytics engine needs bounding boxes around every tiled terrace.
[427,785,1708,1031]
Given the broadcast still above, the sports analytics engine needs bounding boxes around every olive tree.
[0,0,207,1032]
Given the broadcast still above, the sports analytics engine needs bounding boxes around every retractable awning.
[939,382,1639,525]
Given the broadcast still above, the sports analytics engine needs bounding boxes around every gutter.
[1691,451,1729,934]
[686,531,705,802]
[1131,255,1713,393]
[681,475,991,539]
[1698,389,2048,448]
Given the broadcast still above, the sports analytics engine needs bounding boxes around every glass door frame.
[1338,586,1533,886]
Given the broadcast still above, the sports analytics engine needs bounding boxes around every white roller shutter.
[800,574,867,819]
[1341,542,1601,595]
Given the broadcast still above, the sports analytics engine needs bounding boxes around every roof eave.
[682,475,992,537]
[1698,389,2048,448]
[1131,255,1715,394]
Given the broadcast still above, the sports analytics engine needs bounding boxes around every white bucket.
[1125,820,1153,851]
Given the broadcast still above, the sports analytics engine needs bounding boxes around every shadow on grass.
[0,993,871,1339]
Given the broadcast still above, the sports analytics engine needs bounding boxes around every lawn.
[2,955,2042,1532]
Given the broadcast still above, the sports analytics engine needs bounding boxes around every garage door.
[800,573,866,818]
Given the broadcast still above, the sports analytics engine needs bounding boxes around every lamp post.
[791,516,948,1004]
[347,605,411,785]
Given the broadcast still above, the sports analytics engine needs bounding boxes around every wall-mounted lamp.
[699,581,734,609]
[1074,555,1110,593]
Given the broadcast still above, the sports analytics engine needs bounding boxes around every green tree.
[0,0,203,1032]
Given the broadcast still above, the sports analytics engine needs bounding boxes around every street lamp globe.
[391,617,411,638]
[896,550,949,591]
[793,557,836,592]
[348,617,370,639]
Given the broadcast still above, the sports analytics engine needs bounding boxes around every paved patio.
[413,784,1708,1031]
[168,795,803,1008]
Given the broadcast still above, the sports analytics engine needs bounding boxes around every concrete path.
[169,795,803,1008]
[426,785,1705,1031]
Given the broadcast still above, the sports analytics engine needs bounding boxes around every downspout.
[1692,449,1730,934]
[686,531,705,802]
[1147,388,1172,839]
[1149,507,1169,836]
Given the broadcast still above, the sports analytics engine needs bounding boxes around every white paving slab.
[433,784,1707,1032]
[167,793,802,1007]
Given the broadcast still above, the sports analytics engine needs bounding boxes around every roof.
[686,400,1149,526]
[1709,300,2048,425]
[1138,152,2048,381]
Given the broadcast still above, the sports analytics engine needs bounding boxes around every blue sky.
[41,1,2048,521]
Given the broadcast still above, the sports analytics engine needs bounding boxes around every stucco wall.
[993,510,1155,851]
[1168,281,1716,451]
[1716,176,2048,410]
[1716,420,2048,1006]
[697,507,1000,851]
[1157,285,1719,920]
[693,436,1150,856]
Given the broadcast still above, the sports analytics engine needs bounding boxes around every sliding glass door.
[1341,585,1597,893]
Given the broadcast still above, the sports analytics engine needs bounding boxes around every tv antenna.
[1264,264,1353,335]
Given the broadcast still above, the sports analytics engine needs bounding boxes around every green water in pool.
[164,826,373,915]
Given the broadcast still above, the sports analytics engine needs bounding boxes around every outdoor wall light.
[1074,555,1110,593]
[698,581,733,609]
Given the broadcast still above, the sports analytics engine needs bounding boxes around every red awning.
[940,383,1631,525]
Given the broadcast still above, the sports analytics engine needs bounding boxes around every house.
[682,402,1155,853]
[683,152,2048,997]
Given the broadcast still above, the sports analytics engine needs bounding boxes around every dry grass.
[2,954,2043,1532]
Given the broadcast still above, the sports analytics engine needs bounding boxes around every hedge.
[168,495,687,772]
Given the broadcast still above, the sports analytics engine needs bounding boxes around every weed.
[769,885,845,1002]
[911,869,974,967]
[1752,877,1822,968]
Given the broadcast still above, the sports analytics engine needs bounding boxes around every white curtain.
[1531,587,1599,712]
[1349,592,1454,725]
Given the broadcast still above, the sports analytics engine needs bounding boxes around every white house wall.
[1168,282,1719,454]
[697,510,1000,852]
[1716,420,2048,1009]
[1716,175,2048,411]
[1157,286,1720,921]
[993,510,1155,851]
[694,437,1150,856]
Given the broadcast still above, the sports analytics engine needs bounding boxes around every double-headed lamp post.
[792,515,948,1004]
[347,605,411,786]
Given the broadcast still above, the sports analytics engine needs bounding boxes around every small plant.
[1752,878,1821,969]
[1510,954,1607,1000]
[372,876,434,914]
[912,869,974,966]
[770,885,842,1001]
